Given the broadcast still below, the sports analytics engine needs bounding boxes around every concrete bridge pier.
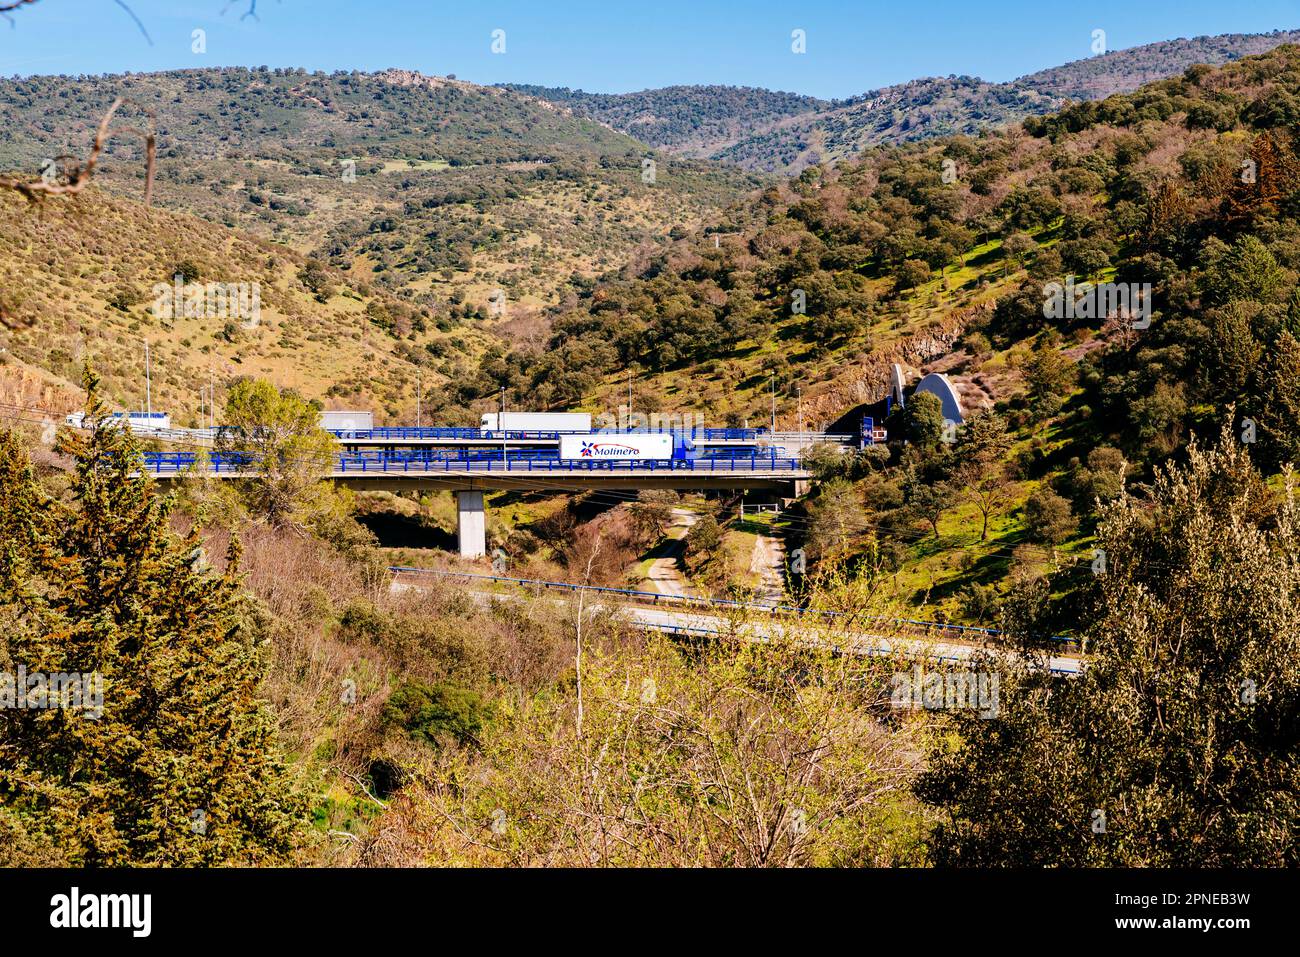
[456,490,487,558]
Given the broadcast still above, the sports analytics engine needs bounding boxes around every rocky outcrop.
[791,302,989,430]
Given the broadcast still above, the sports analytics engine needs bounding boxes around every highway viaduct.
[147,455,814,557]
[142,424,844,557]
[325,463,810,558]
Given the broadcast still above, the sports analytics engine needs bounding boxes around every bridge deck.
[327,470,808,491]
[147,457,811,491]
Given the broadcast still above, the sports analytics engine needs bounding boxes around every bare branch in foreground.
[0,97,157,205]
[111,0,153,44]
[0,0,41,26]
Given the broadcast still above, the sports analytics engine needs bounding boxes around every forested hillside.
[717,29,1300,171]
[0,66,762,421]
[0,187,482,423]
[0,67,759,308]
[502,83,828,157]
[1018,28,1300,100]
[468,44,1300,622]
[1,16,1296,875]
[525,29,1300,173]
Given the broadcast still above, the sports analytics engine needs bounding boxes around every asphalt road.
[390,578,1082,675]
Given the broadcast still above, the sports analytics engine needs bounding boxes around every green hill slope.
[0,67,760,310]
[473,44,1300,622]
[716,29,1300,172]
[521,29,1300,174]
[0,187,484,425]
[501,83,829,157]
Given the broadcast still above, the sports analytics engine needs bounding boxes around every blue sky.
[3,0,1300,99]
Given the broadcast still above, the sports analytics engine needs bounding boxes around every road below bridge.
[389,568,1082,675]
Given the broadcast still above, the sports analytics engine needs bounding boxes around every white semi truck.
[319,410,374,432]
[65,411,172,431]
[558,433,674,460]
[481,412,592,432]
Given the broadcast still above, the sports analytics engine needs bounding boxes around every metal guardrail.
[387,566,1078,648]
[135,426,217,443]
[333,454,805,474]
[770,432,854,443]
[141,451,809,475]
[631,620,1074,672]
[124,425,850,447]
[635,621,970,664]
[141,451,253,473]
[329,427,771,441]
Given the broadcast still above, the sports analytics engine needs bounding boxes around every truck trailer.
[320,410,374,433]
[65,411,172,432]
[558,433,674,460]
[481,412,592,432]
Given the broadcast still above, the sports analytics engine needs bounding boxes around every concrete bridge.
[144,449,814,557]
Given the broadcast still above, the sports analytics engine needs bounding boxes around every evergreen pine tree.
[0,369,303,865]
[1255,329,1300,471]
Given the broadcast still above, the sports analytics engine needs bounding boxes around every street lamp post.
[769,373,776,433]
[143,339,152,416]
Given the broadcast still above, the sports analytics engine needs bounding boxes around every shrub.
[382,679,492,749]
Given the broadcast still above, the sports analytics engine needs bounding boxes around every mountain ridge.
[516,29,1300,172]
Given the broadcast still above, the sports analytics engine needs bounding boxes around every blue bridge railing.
[141,450,806,475]
[334,454,804,473]
[329,427,764,441]
[142,451,253,473]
